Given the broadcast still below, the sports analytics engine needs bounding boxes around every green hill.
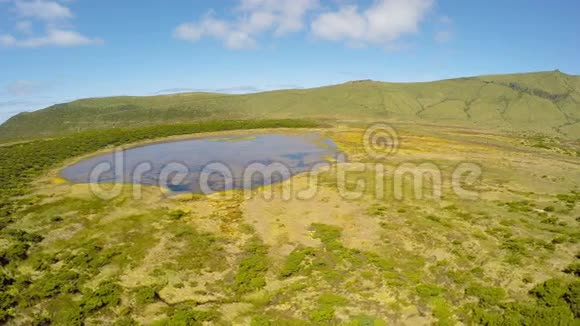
[1,70,579,140]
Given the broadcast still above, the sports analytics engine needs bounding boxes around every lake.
[60,133,338,193]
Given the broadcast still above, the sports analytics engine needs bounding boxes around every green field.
[1,70,580,140]
[0,71,579,325]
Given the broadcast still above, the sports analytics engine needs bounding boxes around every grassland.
[1,70,580,141]
[0,121,578,325]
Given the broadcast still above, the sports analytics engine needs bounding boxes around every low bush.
[0,242,30,265]
[469,278,578,325]
[64,243,115,270]
[153,307,220,325]
[113,316,137,326]
[530,279,569,307]
[29,253,58,271]
[310,305,335,322]
[79,280,122,314]
[135,286,158,304]
[29,270,81,299]
[172,227,225,271]
[279,247,315,278]
[1,229,43,243]
[465,285,506,306]
[503,200,534,212]
[416,284,444,299]
[563,262,580,277]
[544,205,556,212]
[168,209,188,220]
[234,237,268,294]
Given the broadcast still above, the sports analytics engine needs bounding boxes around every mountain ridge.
[1,70,579,140]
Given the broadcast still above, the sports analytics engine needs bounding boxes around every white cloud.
[238,0,318,35]
[174,15,256,49]
[1,28,103,48]
[434,30,452,43]
[438,15,452,25]
[1,28,102,47]
[5,80,46,96]
[0,34,17,45]
[311,0,434,46]
[434,15,454,43]
[174,0,319,49]
[0,0,102,48]
[174,0,439,49]
[15,20,33,34]
[14,0,72,21]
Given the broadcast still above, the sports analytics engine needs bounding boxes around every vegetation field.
[0,120,578,325]
[1,71,579,141]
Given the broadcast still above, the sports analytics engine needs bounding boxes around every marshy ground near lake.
[1,121,578,325]
[2,1,580,323]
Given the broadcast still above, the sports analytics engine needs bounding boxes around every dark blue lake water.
[60,133,337,193]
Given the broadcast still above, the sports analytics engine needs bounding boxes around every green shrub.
[318,293,348,306]
[426,215,445,225]
[501,238,528,255]
[366,252,395,271]
[472,303,575,325]
[552,236,568,244]
[523,274,534,284]
[557,193,578,205]
[416,284,444,299]
[50,215,63,222]
[0,242,30,265]
[63,242,118,272]
[310,305,335,322]
[156,307,220,325]
[565,280,580,318]
[29,253,58,271]
[171,227,225,271]
[168,209,187,220]
[113,316,137,326]
[28,270,81,299]
[57,305,84,326]
[234,237,268,294]
[0,271,14,288]
[280,247,315,278]
[563,262,580,277]
[135,286,158,304]
[250,315,272,326]
[541,216,559,225]
[1,229,43,243]
[544,205,555,212]
[31,314,51,326]
[530,279,568,307]
[347,315,386,326]
[368,205,387,217]
[430,297,453,326]
[465,285,506,305]
[311,224,342,244]
[503,200,533,212]
[79,280,122,314]
[468,279,578,325]
[0,292,17,322]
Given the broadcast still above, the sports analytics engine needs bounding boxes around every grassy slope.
[1,125,578,325]
[1,70,579,140]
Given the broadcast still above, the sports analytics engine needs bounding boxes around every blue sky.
[1,0,579,123]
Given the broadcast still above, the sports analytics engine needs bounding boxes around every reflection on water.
[60,133,338,193]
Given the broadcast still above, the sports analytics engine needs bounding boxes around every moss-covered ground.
[1,124,579,325]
